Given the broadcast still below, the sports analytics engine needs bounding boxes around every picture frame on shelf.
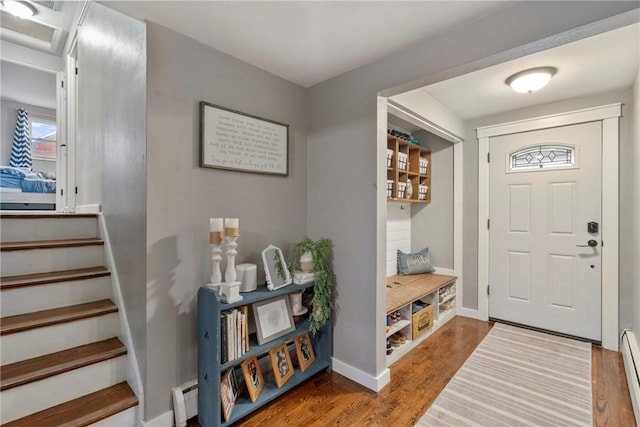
[240,356,264,403]
[253,295,296,345]
[269,343,294,388]
[294,332,316,372]
[220,368,240,422]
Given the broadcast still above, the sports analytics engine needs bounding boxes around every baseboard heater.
[171,379,198,427]
[621,330,640,425]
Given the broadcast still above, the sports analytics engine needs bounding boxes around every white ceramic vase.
[300,251,314,273]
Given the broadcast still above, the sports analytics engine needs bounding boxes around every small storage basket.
[386,180,394,198]
[397,152,408,171]
[418,185,428,200]
[386,149,394,168]
[397,182,406,199]
[419,158,428,175]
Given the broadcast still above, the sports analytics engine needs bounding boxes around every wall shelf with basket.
[197,283,331,427]
[386,133,431,203]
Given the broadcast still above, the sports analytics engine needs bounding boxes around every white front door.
[489,121,602,341]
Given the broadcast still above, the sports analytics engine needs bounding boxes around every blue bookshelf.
[197,284,332,427]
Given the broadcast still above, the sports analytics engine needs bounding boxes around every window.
[31,120,56,161]
[509,144,575,171]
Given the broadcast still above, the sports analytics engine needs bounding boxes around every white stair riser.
[0,217,98,242]
[1,276,112,316]
[0,355,128,424]
[1,245,105,276]
[1,313,120,365]
[89,405,137,427]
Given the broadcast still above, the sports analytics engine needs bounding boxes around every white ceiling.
[1,59,57,109]
[104,1,510,88]
[421,22,640,120]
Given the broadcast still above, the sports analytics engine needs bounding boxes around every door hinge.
[487,218,490,230]
[487,285,490,296]
[75,67,78,75]
[487,152,490,163]
[61,80,64,88]
[60,189,63,196]
[75,186,78,194]
[601,240,604,247]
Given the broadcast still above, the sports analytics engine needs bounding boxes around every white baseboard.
[141,410,173,427]
[622,330,640,426]
[75,203,102,214]
[457,307,479,320]
[331,358,390,392]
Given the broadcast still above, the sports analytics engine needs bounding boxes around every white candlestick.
[224,235,239,283]
[209,243,223,288]
[225,218,239,237]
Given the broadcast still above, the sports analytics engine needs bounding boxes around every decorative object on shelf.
[262,245,292,291]
[299,251,313,273]
[240,356,264,403]
[220,368,239,423]
[397,247,435,275]
[252,295,296,345]
[294,333,316,372]
[207,218,224,290]
[397,181,406,199]
[200,101,289,176]
[288,237,334,335]
[289,291,307,316]
[293,270,315,285]
[419,185,428,200]
[397,152,408,170]
[237,263,257,292]
[220,218,243,303]
[269,343,294,388]
[406,179,413,198]
[419,157,428,175]
[386,149,393,167]
[386,180,394,198]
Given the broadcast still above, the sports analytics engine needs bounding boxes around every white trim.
[453,141,463,313]
[140,410,173,427]
[622,331,640,425]
[477,104,622,138]
[457,308,479,320]
[76,203,102,214]
[387,100,464,144]
[477,104,621,349]
[332,358,390,392]
[98,214,145,423]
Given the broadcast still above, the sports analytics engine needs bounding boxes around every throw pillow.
[397,247,435,275]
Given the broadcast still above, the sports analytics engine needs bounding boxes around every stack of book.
[220,306,249,363]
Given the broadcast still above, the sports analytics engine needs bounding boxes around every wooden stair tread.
[0,299,118,336]
[0,213,98,219]
[2,382,137,427]
[0,238,104,252]
[0,267,111,290]
[1,338,126,391]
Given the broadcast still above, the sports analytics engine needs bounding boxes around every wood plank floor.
[190,317,636,427]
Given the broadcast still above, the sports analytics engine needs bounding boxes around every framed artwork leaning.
[269,343,294,388]
[240,356,265,403]
[294,332,316,372]
[220,368,240,422]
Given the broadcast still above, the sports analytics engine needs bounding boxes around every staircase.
[0,213,138,426]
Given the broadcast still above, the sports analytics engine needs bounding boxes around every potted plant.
[289,237,333,335]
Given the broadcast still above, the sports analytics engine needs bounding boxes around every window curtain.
[9,108,32,170]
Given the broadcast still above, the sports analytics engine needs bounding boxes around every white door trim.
[477,103,621,350]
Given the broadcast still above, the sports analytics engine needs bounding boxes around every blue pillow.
[0,166,27,178]
[397,247,435,275]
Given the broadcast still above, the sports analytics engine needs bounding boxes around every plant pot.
[299,251,314,273]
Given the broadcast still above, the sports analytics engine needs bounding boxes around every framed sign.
[200,101,289,176]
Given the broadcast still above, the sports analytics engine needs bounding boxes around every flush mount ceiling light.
[505,67,557,94]
[2,0,36,18]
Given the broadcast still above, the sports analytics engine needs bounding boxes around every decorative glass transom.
[509,145,575,170]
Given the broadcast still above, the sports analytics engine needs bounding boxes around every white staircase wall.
[1,276,112,316]
[1,245,105,276]
[1,355,128,424]
[0,217,98,242]
[1,312,121,365]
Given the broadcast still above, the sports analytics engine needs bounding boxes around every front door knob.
[576,240,598,248]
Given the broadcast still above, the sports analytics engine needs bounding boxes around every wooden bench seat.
[386,273,456,313]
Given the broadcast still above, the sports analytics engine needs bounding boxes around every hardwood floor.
[190,316,636,426]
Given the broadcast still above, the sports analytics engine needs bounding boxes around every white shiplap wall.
[386,202,411,277]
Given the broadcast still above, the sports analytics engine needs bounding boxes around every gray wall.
[411,131,453,269]
[1,99,56,174]
[632,67,640,337]
[462,89,635,329]
[308,2,638,380]
[77,0,148,403]
[146,23,308,419]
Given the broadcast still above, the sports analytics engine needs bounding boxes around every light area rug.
[417,323,592,427]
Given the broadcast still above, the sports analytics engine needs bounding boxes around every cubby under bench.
[386,273,457,366]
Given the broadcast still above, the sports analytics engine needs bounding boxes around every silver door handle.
[576,240,598,247]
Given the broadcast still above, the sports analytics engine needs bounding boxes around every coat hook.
[400,205,406,210]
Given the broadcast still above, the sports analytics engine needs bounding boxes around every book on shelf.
[220,367,240,423]
[220,306,250,363]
